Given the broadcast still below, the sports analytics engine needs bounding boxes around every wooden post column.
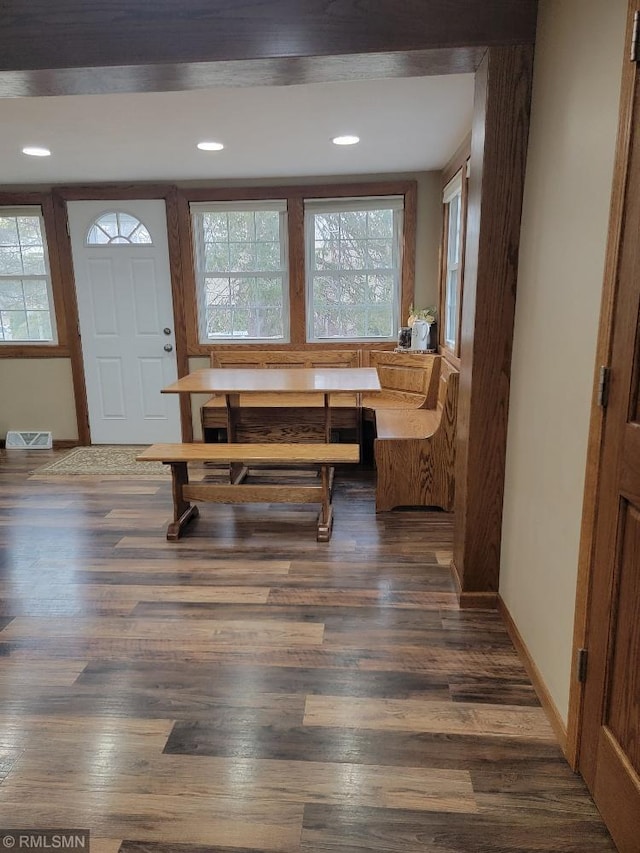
[452,45,534,606]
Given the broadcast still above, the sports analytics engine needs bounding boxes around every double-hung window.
[305,196,404,342]
[441,169,465,355]
[0,207,56,343]
[191,201,289,343]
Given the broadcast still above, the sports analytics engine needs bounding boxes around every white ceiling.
[0,74,474,185]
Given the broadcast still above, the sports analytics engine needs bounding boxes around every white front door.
[68,200,180,444]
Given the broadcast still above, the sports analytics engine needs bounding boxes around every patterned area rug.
[30,445,170,478]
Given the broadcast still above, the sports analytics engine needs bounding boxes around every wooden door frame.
[52,185,193,444]
[566,0,639,771]
[451,46,534,603]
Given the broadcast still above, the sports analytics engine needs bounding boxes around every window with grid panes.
[442,170,464,352]
[0,207,56,343]
[191,201,289,343]
[305,196,403,342]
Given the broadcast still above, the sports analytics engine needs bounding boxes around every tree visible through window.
[191,201,288,342]
[306,197,403,342]
[0,208,56,343]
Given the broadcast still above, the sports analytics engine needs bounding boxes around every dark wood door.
[579,50,640,853]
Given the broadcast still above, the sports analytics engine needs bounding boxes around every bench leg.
[316,464,334,542]
[167,461,199,541]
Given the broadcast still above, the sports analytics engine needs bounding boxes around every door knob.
[163,328,171,335]
[164,344,173,352]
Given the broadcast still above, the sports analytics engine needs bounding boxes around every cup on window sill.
[398,326,412,350]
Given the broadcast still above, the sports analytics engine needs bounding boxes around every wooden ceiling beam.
[0,0,537,96]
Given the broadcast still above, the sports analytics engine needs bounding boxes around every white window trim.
[190,200,290,345]
[442,173,463,350]
[0,205,57,345]
[443,170,463,204]
[304,195,404,343]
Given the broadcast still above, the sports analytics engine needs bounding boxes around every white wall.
[500,0,626,722]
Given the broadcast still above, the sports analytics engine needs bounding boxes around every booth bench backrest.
[366,351,441,410]
[209,350,361,369]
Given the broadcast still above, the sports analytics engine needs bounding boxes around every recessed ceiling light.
[197,141,224,151]
[332,135,360,146]
[22,146,51,157]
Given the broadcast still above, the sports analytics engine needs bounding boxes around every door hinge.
[632,10,639,62]
[597,366,610,408]
[65,216,70,237]
[577,648,588,683]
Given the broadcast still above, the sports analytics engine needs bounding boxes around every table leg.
[167,461,199,541]
[316,463,334,542]
[324,393,332,443]
[225,393,246,483]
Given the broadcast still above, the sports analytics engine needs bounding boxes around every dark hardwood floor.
[0,449,615,852]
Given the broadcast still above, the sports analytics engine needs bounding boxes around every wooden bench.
[362,351,441,422]
[373,360,459,511]
[201,350,361,442]
[137,441,360,542]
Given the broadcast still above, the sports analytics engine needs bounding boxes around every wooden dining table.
[153,367,382,539]
[162,366,381,444]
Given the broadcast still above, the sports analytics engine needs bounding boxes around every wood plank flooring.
[0,449,615,852]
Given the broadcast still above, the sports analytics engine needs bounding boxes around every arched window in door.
[86,211,153,245]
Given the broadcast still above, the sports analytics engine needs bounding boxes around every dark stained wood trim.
[175,191,201,361]
[0,191,48,204]
[498,595,568,753]
[0,345,71,358]
[165,188,193,443]
[0,48,488,99]
[449,559,497,609]
[182,182,416,204]
[287,197,306,346]
[452,45,534,596]
[401,182,417,329]
[50,191,91,445]
[56,184,174,201]
[41,194,69,349]
[0,191,69,358]
[442,132,472,187]
[0,1,537,76]
[567,2,638,773]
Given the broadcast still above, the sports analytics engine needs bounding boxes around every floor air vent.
[5,431,53,449]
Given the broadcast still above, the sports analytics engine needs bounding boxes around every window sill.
[0,345,70,358]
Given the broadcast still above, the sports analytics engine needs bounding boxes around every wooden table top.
[162,367,381,395]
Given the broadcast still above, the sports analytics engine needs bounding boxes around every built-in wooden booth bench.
[201,350,362,443]
[137,441,360,542]
[374,359,459,512]
[362,351,441,421]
